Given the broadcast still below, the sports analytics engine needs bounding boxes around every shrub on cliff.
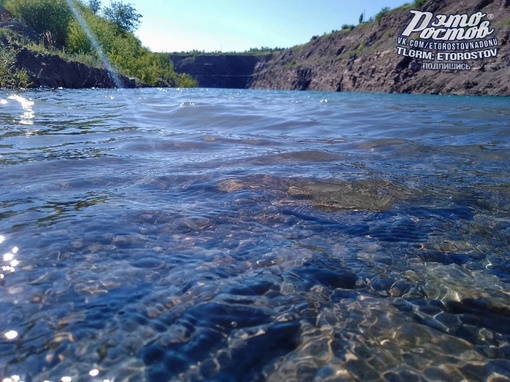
[375,7,391,23]
[67,5,118,54]
[67,4,185,86]
[0,45,30,88]
[4,0,72,47]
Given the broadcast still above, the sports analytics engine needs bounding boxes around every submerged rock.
[286,179,407,212]
[219,175,409,212]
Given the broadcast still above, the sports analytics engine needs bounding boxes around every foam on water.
[0,88,509,381]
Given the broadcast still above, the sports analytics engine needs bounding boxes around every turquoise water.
[0,88,509,381]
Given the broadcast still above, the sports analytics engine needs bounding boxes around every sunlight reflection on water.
[5,95,35,126]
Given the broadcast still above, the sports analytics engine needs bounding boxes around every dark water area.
[0,88,509,381]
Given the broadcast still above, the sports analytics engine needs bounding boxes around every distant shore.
[170,2,510,96]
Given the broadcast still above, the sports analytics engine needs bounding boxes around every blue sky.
[126,1,410,53]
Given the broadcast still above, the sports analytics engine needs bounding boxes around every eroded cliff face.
[172,0,510,96]
[15,48,138,89]
[249,0,510,96]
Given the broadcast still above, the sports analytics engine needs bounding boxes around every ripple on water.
[1,89,510,381]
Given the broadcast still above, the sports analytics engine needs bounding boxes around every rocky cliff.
[250,0,510,96]
[172,0,510,96]
[170,54,260,89]
[14,47,137,89]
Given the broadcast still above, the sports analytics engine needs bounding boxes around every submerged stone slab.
[286,179,408,212]
[219,176,410,212]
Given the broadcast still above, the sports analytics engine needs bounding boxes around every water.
[0,88,509,382]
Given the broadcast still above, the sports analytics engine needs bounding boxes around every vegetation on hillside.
[0,45,30,88]
[0,0,196,88]
[171,46,286,56]
[375,7,391,23]
[245,46,285,55]
[412,0,427,8]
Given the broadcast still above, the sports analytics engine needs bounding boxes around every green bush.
[413,0,427,8]
[0,45,30,88]
[67,7,191,86]
[5,0,72,47]
[67,9,118,54]
[175,73,197,88]
[375,7,391,23]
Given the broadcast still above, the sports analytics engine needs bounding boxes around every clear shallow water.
[0,88,509,382]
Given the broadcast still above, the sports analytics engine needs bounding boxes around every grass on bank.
[0,0,196,88]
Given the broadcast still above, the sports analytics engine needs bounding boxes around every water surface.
[1,88,509,381]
